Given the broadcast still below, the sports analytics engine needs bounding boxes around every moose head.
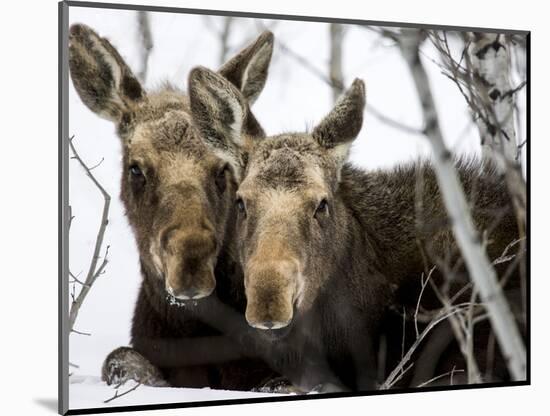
[69,24,274,300]
[185,66,366,329]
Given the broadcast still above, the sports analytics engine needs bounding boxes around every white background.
[0,0,546,415]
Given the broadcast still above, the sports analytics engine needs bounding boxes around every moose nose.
[180,286,214,300]
[167,284,213,300]
[248,319,290,330]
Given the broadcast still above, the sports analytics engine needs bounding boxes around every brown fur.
[69,23,279,389]
[195,72,524,391]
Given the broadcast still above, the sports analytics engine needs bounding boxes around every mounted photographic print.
[59,1,530,414]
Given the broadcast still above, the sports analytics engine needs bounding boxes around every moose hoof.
[101,346,169,387]
[253,377,303,394]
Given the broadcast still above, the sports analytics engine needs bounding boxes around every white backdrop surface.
[0,0,544,415]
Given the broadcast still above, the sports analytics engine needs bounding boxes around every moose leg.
[351,334,378,391]
[281,341,349,393]
[162,365,212,388]
[218,358,284,392]
[102,346,169,387]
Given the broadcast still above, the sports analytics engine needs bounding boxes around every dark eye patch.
[129,162,146,192]
[130,164,143,176]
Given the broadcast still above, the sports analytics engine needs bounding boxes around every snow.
[69,377,282,410]
[66,5,526,411]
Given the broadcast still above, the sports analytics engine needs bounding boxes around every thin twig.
[69,271,90,287]
[88,157,105,171]
[104,382,142,404]
[71,328,91,336]
[417,368,465,388]
[415,267,435,338]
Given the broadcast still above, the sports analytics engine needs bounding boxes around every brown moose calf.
[192,68,522,391]
[69,24,279,390]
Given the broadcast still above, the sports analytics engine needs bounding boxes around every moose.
[69,23,284,390]
[191,67,524,390]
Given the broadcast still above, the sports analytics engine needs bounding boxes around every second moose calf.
[190,67,522,391]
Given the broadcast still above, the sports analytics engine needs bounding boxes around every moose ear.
[188,66,247,149]
[68,24,145,122]
[218,31,274,105]
[312,79,365,165]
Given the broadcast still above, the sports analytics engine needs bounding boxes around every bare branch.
[88,157,105,171]
[275,39,423,135]
[104,382,141,404]
[427,271,482,384]
[464,34,526,238]
[429,31,526,236]
[202,16,234,66]
[401,307,406,362]
[388,362,415,388]
[136,11,153,83]
[465,287,481,383]
[329,24,345,104]
[69,271,90,287]
[71,328,91,337]
[219,17,233,66]
[381,304,472,389]
[68,205,74,229]
[68,136,112,333]
[417,368,465,388]
[397,30,526,381]
[493,238,524,266]
[361,26,400,43]
[414,267,435,338]
[467,33,518,165]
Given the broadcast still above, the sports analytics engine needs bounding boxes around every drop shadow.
[34,398,58,413]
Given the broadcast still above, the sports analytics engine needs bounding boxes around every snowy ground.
[66,4,526,411]
[69,376,282,410]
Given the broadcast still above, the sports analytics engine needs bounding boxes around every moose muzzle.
[162,226,217,300]
[244,259,301,329]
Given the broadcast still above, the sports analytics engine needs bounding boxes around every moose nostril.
[250,320,290,330]
[186,287,200,298]
[167,285,212,300]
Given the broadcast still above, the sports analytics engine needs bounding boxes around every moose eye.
[129,164,143,177]
[129,163,146,191]
[215,164,230,194]
[235,198,247,217]
[314,198,329,218]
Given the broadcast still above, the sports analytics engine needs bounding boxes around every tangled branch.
[395,29,525,381]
